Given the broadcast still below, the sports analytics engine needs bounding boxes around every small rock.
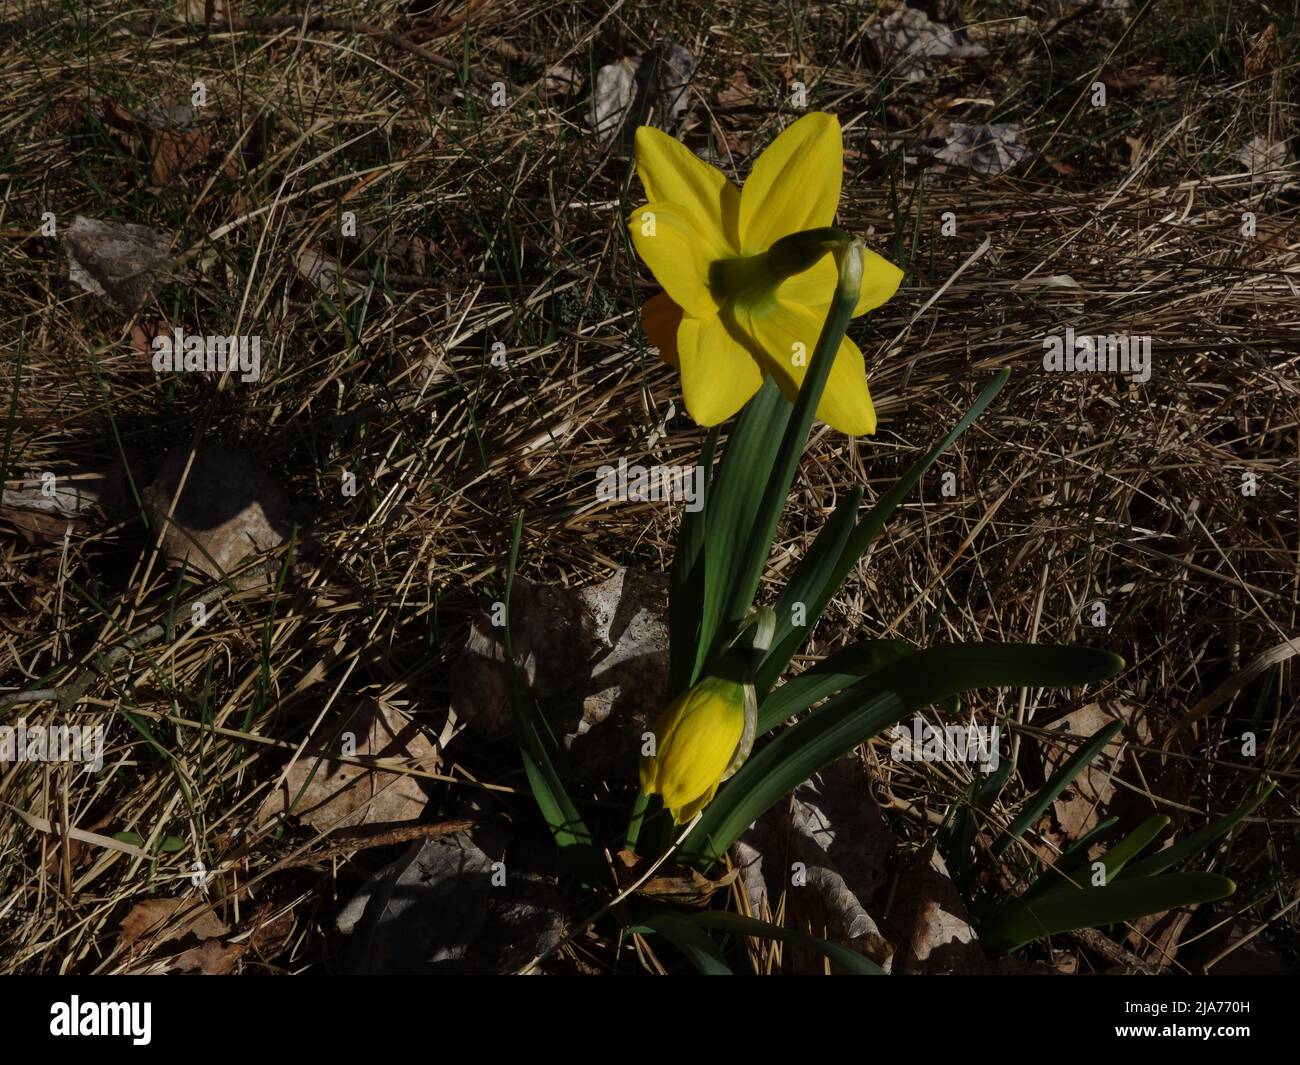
[141,446,295,587]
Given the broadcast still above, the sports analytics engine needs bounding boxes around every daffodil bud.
[640,673,749,824]
[640,609,773,824]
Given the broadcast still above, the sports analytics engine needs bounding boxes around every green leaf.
[991,720,1123,857]
[693,378,790,684]
[669,911,885,975]
[683,642,1123,865]
[946,740,1015,884]
[631,914,733,974]
[758,369,1012,690]
[755,487,862,693]
[1020,815,1167,903]
[758,638,918,733]
[720,260,860,660]
[982,873,1235,953]
[1096,815,1170,881]
[502,514,594,862]
[1119,782,1275,880]
[1020,816,1119,902]
[668,425,718,694]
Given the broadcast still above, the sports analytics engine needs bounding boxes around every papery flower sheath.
[628,111,903,434]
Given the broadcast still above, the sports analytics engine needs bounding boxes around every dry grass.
[0,0,1297,974]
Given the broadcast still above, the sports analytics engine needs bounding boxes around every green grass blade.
[982,873,1236,953]
[683,643,1123,865]
[1119,782,1276,880]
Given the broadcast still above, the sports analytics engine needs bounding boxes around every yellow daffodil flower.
[640,674,751,824]
[629,111,903,434]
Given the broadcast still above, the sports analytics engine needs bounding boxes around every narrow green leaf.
[1119,782,1275,880]
[1097,815,1170,881]
[684,643,1123,865]
[946,742,1015,883]
[720,261,859,658]
[668,425,718,694]
[758,638,916,733]
[680,911,885,975]
[982,873,1235,953]
[753,370,1011,691]
[694,378,790,683]
[1020,816,1119,902]
[814,369,1011,641]
[631,914,732,974]
[991,720,1123,857]
[502,514,594,860]
[755,487,862,694]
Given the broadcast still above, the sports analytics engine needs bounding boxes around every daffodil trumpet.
[628,608,775,838]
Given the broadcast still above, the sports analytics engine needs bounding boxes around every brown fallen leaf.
[1244,23,1278,81]
[2,472,115,543]
[101,97,214,184]
[1042,702,1149,839]
[635,863,738,909]
[296,247,364,298]
[888,842,986,974]
[256,702,437,831]
[169,938,246,974]
[118,897,229,953]
[174,0,234,22]
[1100,59,1176,95]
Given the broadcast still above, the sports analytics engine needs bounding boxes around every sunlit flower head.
[629,112,903,434]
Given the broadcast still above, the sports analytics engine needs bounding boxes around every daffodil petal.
[777,246,904,317]
[673,782,721,824]
[740,298,877,435]
[628,201,723,318]
[641,293,683,368]
[677,312,763,426]
[635,126,741,253]
[739,112,842,253]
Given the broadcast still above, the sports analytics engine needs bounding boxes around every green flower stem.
[623,787,650,855]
